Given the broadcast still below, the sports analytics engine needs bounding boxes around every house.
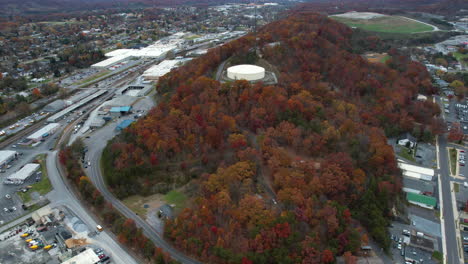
[397,133,417,149]
[406,192,437,210]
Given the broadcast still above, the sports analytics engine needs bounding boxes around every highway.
[82,109,201,264]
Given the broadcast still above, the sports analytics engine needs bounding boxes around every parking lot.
[0,130,60,225]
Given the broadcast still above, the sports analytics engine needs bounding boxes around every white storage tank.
[227,64,265,81]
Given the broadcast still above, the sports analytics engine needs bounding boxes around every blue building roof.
[120,106,131,112]
[110,106,132,113]
[110,107,121,113]
[116,119,134,130]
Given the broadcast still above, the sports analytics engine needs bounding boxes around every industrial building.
[406,192,437,210]
[61,248,100,264]
[398,162,434,181]
[47,90,107,123]
[65,90,97,106]
[27,123,60,142]
[92,33,186,68]
[116,119,134,131]
[227,64,266,81]
[6,163,40,185]
[116,85,153,97]
[142,59,190,81]
[0,150,17,168]
[43,100,66,113]
[110,106,132,117]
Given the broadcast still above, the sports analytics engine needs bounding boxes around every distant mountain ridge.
[0,0,248,17]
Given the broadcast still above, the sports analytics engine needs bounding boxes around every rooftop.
[406,192,437,207]
[142,59,184,78]
[0,150,16,164]
[116,119,134,130]
[227,64,265,75]
[110,106,132,113]
[7,163,40,181]
[61,248,100,264]
[398,163,434,177]
[27,123,60,140]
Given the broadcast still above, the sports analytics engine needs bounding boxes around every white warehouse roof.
[93,33,185,68]
[105,49,134,57]
[92,54,132,68]
[62,248,100,264]
[0,150,17,165]
[143,60,181,78]
[7,163,40,182]
[398,163,434,176]
[27,123,60,140]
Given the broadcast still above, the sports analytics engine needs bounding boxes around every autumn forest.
[102,12,443,263]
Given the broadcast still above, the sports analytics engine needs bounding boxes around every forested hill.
[103,12,443,263]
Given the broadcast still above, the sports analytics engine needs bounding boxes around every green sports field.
[331,15,434,34]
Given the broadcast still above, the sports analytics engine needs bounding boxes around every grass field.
[398,147,415,162]
[331,15,434,34]
[18,154,52,203]
[164,190,187,209]
[453,52,468,66]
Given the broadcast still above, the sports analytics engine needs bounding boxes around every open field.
[331,15,434,34]
[122,193,164,217]
[164,190,187,209]
[398,147,415,162]
[453,52,468,65]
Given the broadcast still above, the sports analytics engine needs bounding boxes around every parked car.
[5,194,11,199]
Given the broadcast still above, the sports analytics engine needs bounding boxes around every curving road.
[76,112,200,263]
[46,151,138,264]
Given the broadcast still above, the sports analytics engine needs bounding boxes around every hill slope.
[103,12,442,263]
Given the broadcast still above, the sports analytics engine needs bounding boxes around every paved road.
[46,151,138,264]
[438,135,462,263]
[82,109,200,263]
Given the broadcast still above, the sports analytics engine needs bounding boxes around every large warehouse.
[6,163,40,185]
[142,60,183,81]
[227,64,265,81]
[0,150,17,168]
[27,123,60,142]
[92,33,185,68]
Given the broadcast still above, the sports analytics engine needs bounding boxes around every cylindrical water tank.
[227,64,265,81]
